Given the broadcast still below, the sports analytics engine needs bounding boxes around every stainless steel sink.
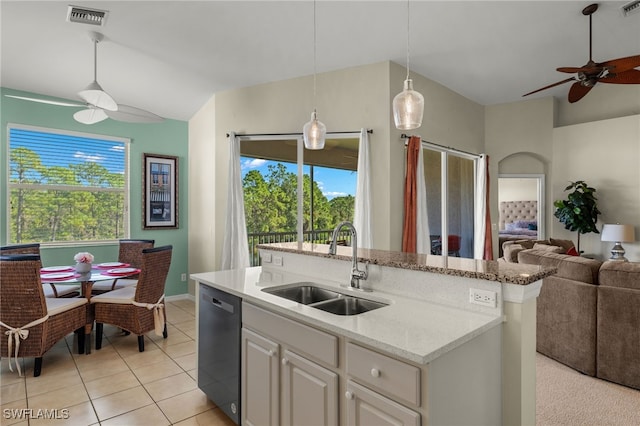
[262,283,388,315]
[262,283,341,304]
[312,297,387,316]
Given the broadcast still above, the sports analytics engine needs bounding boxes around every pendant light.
[393,0,424,130]
[303,0,326,150]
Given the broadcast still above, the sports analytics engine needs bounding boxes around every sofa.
[512,242,640,390]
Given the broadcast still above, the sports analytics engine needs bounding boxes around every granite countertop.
[257,242,556,285]
[192,267,503,365]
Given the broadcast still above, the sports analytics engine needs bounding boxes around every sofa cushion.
[599,261,640,290]
[503,243,524,263]
[549,238,575,253]
[517,249,602,284]
[533,243,563,253]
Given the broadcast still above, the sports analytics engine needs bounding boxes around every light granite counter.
[257,242,556,285]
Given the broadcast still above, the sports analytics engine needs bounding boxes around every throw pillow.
[566,246,579,256]
[549,238,576,252]
[533,243,563,253]
[527,223,538,231]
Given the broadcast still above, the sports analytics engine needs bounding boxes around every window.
[7,124,129,244]
[239,136,358,265]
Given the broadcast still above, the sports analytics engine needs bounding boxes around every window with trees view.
[240,137,358,265]
[8,125,129,244]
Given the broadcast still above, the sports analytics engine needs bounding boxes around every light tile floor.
[1,299,235,426]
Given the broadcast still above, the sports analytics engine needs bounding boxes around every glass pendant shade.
[303,110,326,150]
[393,78,424,130]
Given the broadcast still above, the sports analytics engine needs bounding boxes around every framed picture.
[143,153,178,229]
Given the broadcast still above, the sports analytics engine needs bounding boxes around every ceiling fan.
[5,32,163,124]
[523,3,640,103]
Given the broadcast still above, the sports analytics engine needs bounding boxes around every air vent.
[621,0,640,17]
[66,5,109,26]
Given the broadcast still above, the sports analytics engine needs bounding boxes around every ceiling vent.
[621,0,640,17]
[66,5,109,26]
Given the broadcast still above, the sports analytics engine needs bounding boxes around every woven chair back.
[134,245,172,304]
[118,239,155,269]
[0,255,48,354]
[0,243,42,267]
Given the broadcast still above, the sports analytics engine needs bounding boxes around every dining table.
[40,262,141,354]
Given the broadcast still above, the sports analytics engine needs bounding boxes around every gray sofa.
[515,244,640,390]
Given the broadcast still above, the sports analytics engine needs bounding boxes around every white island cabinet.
[192,242,555,425]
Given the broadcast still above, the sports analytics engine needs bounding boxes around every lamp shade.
[601,224,636,242]
[303,110,326,150]
[393,79,424,130]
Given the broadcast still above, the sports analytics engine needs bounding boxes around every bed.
[498,200,539,256]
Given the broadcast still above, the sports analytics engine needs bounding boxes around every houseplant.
[553,180,601,253]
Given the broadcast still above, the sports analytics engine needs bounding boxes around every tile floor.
[1,298,236,426]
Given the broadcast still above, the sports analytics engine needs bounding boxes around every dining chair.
[92,245,172,352]
[91,239,155,294]
[0,254,88,377]
[0,243,81,298]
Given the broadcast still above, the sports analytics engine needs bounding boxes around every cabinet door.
[345,380,420,426]
[242,328,279,426]
[281,349,338,426]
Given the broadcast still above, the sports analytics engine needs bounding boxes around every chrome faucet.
[329,221,368,289]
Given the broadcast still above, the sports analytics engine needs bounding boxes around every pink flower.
[74,252,94,263]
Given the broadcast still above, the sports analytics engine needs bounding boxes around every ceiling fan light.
[303,110,326,150]
[393,78,424,130]
[78,80,117,111]
[74,107,108,125]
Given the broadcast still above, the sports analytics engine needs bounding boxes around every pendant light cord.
[313,0,318,112]
[405,0,410,81]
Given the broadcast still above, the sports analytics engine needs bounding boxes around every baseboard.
[166,293,195,302]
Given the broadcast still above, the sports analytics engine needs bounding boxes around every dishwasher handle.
[202,293,235,314]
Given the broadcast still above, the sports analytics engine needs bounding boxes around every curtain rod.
[226,129,372,138]
[400,133,481,159]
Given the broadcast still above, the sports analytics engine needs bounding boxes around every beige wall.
[552,114,640,259]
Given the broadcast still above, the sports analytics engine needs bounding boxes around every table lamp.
[601,224,635,261]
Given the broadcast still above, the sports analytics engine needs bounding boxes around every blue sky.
[241,157,356,200]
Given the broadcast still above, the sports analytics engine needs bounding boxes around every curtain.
[221,132,250,270]
[354,128,373,249]
[415,139,430,254]
[474,154,494,260]
[402,136,421,253]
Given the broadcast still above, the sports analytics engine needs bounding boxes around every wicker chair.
[92,245,172,352]
[0,243,80,298]
[91,239,155,294]
[0,254,88,377]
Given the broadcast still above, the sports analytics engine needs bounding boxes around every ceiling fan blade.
[522,77,575,97]
[4,94,85,108]
[599,55,640,74]
[78,80,118,111]
[568,82,593,103]
[600,69,640,84]
[105,104,164,123]
[73,108,108,125]
[556,66,598,74]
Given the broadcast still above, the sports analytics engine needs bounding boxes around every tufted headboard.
[499,200,538,230]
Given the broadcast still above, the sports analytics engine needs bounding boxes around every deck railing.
[247,229,352,266]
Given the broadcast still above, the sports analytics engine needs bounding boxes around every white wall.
[552,115,640,260]
[499,178,538,202]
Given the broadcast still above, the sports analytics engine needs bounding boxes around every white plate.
[99,262,126,268]
[41,272,75,280]
[41,265,73,273]
[106,267,137,274]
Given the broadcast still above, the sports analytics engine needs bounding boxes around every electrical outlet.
[181,273,187,282]
[273,255,283,266]
[469,288,497,307]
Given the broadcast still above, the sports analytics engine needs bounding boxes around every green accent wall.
[1,87,189,297]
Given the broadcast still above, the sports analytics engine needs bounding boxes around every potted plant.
[553,180,601,253]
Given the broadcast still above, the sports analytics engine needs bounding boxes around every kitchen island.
[192,243,555,425]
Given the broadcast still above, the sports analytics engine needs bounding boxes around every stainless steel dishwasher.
[198,284,241,425]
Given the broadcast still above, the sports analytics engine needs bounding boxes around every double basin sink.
[262,282,388,316]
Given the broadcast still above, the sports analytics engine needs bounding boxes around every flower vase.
[75,262,92,274]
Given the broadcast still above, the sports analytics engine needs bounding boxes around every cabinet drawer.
[345,380,420,426]
[243,302,338,367]
[346,342,421,407]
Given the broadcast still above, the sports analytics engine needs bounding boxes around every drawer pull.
[345,391,354,400]
[268,350,275,357]
[282,358,289,366]
[370,368,380,378]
